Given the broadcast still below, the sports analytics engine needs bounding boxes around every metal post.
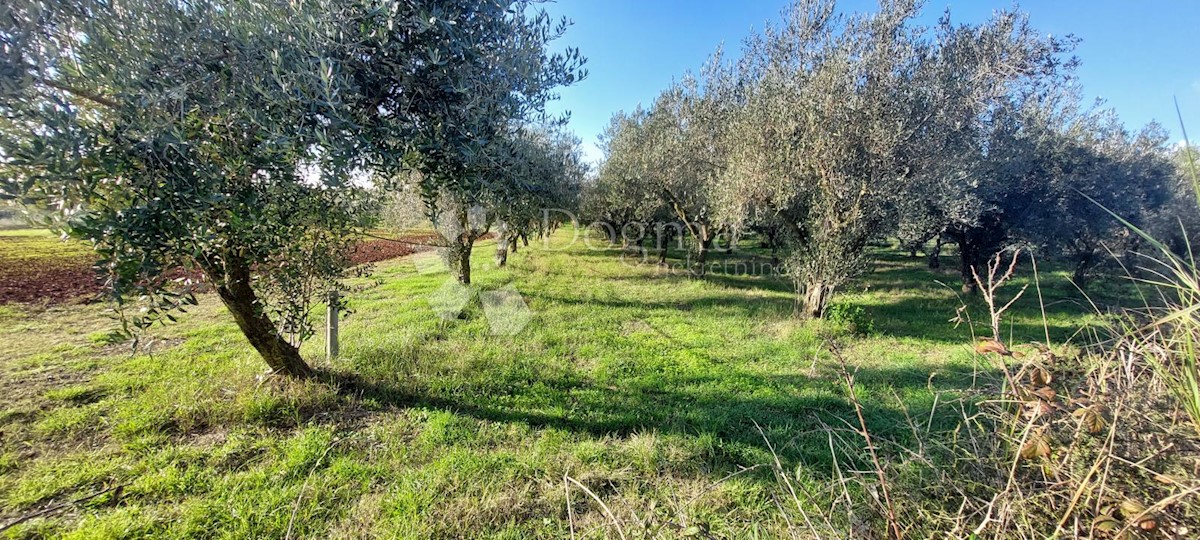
[326,290,339,360]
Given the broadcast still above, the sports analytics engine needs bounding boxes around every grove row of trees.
[583,0,1193,318]
[423,124,586,283]
[0,0,586,377]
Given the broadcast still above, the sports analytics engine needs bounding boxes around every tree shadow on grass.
[571,247,1102,346]
[322,351,993,484]
[860,295,1091,345]
[522,288,798,321]
[703,269,796,295]
[854,256,1109,345]
[521,283,1087,347]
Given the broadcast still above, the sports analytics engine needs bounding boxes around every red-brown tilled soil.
[0,233,450,305]
[347,234,442,265]
[0,256,101,305]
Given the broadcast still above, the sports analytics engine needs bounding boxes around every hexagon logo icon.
[428,278,472,320]
[411,251,449,275]
[466,204,488,232]
[480,285,533,336]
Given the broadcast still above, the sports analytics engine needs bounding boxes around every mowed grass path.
[0,231,1109,538]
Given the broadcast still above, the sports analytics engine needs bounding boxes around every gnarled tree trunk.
[656,224,676,265]
[213,255,315,378]
[949,217,1007,294]
[799,280,833,319]
[495,222,510,267]
[957,237,977,294]
[447,235,475,284]
[496,237,510,267]
[435,194,486,285]
[693,232,713,277]
[928,236,942,269]
[1072,249,1096,288]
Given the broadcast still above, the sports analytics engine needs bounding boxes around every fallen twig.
[0,484,124,533]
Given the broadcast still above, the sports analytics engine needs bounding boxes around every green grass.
[0,229,92,263]
[0,232,1118,538]
[0,229,55,237]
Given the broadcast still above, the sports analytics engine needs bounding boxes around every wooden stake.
[326,290,339,360]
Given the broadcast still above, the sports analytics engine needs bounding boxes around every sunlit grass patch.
[0,229,92,263]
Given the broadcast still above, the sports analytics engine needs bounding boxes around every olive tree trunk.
[949,218,1006,294]
[927,236,942,269]
[447,235,475,284]
[213,255,315,378]
[799,280,833,319]
[957,239,977,294]
[1072,249,1096,288]
[495,222,510,267]
[655,224,676,265]
[692,233,713,277]
[496,237,509,267]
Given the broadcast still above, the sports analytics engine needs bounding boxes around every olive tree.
[883,13,1077,293]
[719,0,933,317]
[892,12,1075,273]
[1152,145,1200,257]
[718,0,1080,314]
[927,88,1172,291]
[0,0,396,377]
[1018,111,1173,286]
[491,126,586,267]
[0,0,579,375]
[349,2,585,285]
[640,70,734,275]
[535,130,589,240]
[585,110,665,248]
[590,57,736,272]
[420,126,583,281]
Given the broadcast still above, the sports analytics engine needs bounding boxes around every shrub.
[825,302,875,336]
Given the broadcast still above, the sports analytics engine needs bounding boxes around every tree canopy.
[586,0,1177,316]
[0,0,584,376]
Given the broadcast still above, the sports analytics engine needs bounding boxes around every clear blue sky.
[542,0,1200,165]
